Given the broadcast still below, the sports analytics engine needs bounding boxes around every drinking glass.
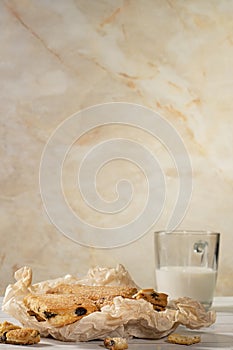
[154,230,220,309]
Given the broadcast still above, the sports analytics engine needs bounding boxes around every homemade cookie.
[0,321,40,345]
[104,337,128,350]
[46,284,138,308]
[24,293,98,327]
[0,321,21,335]
[167,333,201,345]
[133,289,168,311]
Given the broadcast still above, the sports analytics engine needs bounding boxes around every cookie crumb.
[104,337,128,350]
[167,333,201,345]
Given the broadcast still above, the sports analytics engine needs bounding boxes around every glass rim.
[154,230,220,236]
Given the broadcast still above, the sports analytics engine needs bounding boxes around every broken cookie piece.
[0,321,40,345]
[104,337,128,350]
[167,333,201,345]
[133,288,168,311]
[0,321,21,335]
[46,284,137,308]
[24,293,98,327]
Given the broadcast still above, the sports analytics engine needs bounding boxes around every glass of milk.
[154,230,220,309]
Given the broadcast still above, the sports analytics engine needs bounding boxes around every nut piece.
[167,333,201,345]
[104,337,128,350]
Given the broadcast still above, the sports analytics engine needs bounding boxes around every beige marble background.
[1,0,233,295]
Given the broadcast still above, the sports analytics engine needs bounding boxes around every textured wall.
[1,0,233,296]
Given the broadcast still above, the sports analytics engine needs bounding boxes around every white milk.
[155,266,217,305]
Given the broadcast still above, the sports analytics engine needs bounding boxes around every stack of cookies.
[23,284,168,327]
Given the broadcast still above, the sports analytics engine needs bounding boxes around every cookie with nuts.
[0,321,40,345]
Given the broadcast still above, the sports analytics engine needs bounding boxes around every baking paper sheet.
[2,265,216,341]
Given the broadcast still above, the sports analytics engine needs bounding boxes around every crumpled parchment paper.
[2,265,216,341]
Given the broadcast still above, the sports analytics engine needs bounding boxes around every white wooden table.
[0,297,233,349]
